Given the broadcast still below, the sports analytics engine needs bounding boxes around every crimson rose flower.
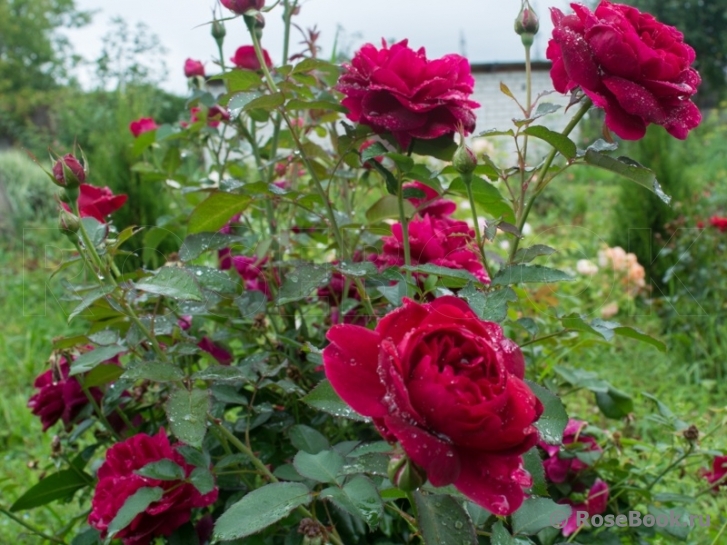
[232,255,275,299]
[62,183,127,223]
[539,419,602,483]
[701,455,727,489]
[221,0,264,14]
[322,297,542,514]
[560,479,609,536]
[52,154,85,187]
[337,40,479,149]
[709,216,727,232]
[231,45,272,71]
[184,58,205,78]
[404,181,456,218]
[89,429,218,545]
[547,1,701,140]
[129,118,158,137]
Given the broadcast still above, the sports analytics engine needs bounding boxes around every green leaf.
[186,266,238,294]
[81,217,107,247]
[526,381,568,445]
[193,366,248,382]
[135,267,204,301]
[286,98,347,113]
[584,150,671,204]
[458,283,517,323]
[611,324,666,352]
[107,487,164,538]
[366,195,415,223]
[179,232,243,262]
[213,482,312,541]
[69,345,126,376]
[84,363,124,388]
[595,386,634,419]
[449,176,515,223]
[561,314,666,351]
[243,92,285,112]
[190,467,216,495]
[522,126,577,159]
[321,475,384,530]
[334,261,378,278]
[302,379,367,421]
[212,70,263,92]
[70,527,101,545]
[413,492,478,545]
[512,245,557,264]
[648,506,691,541]
[403,264,481,288]
[187,192,251,235]
[289,424,330,454]
[123,360,185,382]
[522,448,548,497]
[369,159,399,195]
[492,264,573,286]
[68,285,116,322]
[294,450,345,483]
[276,263,332,305]
[411,133,458,161]
[135,459,185,481]
[491,521,517,545]
[142,226,172,264]
[512,497,571,535]
[166,388,209,448]
[10,469,90,512]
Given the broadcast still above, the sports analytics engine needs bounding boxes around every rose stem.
[463,171,491,280]
[397,172,414,285]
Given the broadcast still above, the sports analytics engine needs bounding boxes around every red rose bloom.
[89,429,218,545]
[322,297,542,514]
[52,154,86,187]
[337,39,479,150]
[709,216,727,232]
[129,118,158,137]
[184,58,205,78]
[539,419,602,484]
[63,183,127,224]
[560,479,609,536]
[232,255,275,299]
[547,1,701,140]
[404,181,456,218]
[701,455,727,489]
[231,45,272,71]
[221,0,264,14]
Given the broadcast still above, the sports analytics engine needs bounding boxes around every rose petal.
[454,451,529,515]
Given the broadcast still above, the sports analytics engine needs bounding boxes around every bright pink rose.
[380,214,490,284]
[231,45,272,71]
[322,297,542,514]
[404,181,456,218]
[540,419,602,484]
[701,455,727,489]
[547,1,701,140]
[52,154,85,187]
[88,429,218,545]
[560,479,609,536]
[337,39,479,150]
[221,0,264,14]
[709,216,727,232]
[190,106,230,128]
[129,118,158,137]
[62,183,127,223]
[184,58,205,78]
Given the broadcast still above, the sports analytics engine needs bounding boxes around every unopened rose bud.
[388,455,425,492]
[515,0,539,46]
[211,19,226,48]
[453,141,478,176]
[244,13,265,39]
[52,154,86,189]
[59,208,80,234]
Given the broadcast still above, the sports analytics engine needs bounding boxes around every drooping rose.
[88,429,218,545]
[184,58,206,78]
[322,296,542,514]
[337,39,479,150]
[52,154,86,188]
[701,455,727,489]
[221,0,264,15]
[539,419,602,484]
[709,216,727,232]
[62,183,127,224]
[547,1,701,140]
[404,181,456,218]
[129,118,158,137]
[380,214,490,284]
[231,45,272,71]
[560,479,609,536]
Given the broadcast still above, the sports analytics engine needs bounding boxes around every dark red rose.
[404,181,456,218]
[336,39,479,150]
[322,297,542,514]
[178,317,233,366]
[380,214,490,284]
[539,419,602,484]
[547,1,701,140]
[701,455,727,489]
[52,154,85,188]
[232,255,275,299]
[184,58,206,78]
[221,0,264,14]
[709,216,727,232]
[560,479,609,536]
[231,45,272,71]
[88,429,218,545]
[62,183,127,224]
[129,118,158,137]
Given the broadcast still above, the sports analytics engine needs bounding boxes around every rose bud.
[184,58,205,78]
[388,454,425,492]
[515,0,539,46]
[52,154,86,189]
[453,141,478,176]
[212,18,226,48]
[221,0,264,15]
[129,117,158,138]
[59,208,80,235]
[230,45,272,71]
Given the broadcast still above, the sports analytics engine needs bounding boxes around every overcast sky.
[68,0,571,94]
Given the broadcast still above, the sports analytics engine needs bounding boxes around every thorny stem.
[397,173,413,285]
[463,173,491,280]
